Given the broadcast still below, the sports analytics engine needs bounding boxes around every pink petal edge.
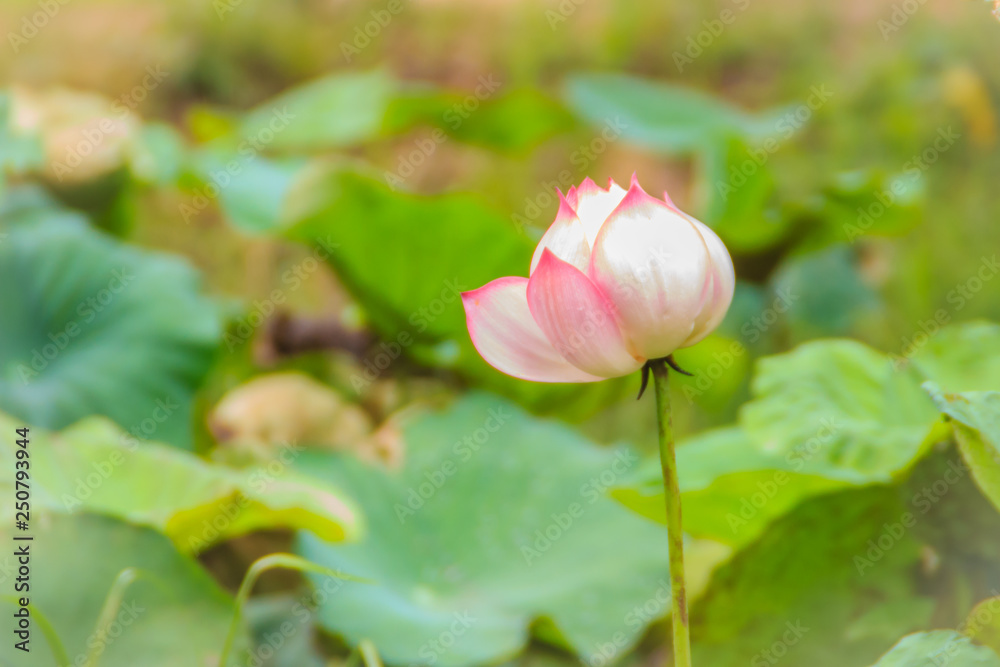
[527,250,644,378]
[462,277,603,383]
[572,177,629,247]
[529,190,591,275]
[681,218,736,347]
[588,180,712,359]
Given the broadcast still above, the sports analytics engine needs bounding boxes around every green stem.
[651,359,691,667]
[359,639,384,667]
[86,568,139,667]
[218,553,370,667]
[1,595,71,666]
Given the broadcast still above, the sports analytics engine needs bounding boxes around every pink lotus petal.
[462,277,603,383]
[589,181,711,359]
[527,250,644,378]
[681,218,736,347]
[572,177,628,247]
[565,185,578,207]
[530,191,591,275]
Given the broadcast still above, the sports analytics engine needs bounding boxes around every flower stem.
[218,553,369,667]
[651,359,692,667]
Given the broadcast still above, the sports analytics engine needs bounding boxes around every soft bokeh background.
[1,1,1000,666]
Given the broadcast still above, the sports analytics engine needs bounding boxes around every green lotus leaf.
[617,337,946,547]
[564,73,786,154]
[869,630,1000,666]
[239,69,395,152]
[0,210,221,449]
[0,411,359,552]
[0,512,248,667]
[965,597,1000,655]
[926,386,1000,512]
[295,393,729,666]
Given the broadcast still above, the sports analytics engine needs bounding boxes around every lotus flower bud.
[462,175,735,382]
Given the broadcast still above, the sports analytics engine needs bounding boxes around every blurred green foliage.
[296,393,727,666]
[1,0,1000,665]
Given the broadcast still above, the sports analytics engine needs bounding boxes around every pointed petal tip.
[556,188,567,201]
[569,175,631,247]
[556,189,577,217]
[530,199,590,275]
[565,185,579,207]
[577,176,602,195]
[614,178,662,215]
[606,176,628,193]
[461,285,488,312]
[662,190,681,212]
